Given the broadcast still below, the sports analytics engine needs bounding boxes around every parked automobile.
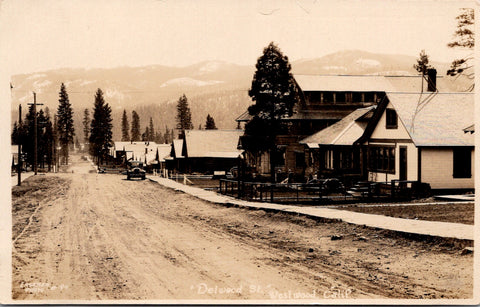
[127,167,146,180]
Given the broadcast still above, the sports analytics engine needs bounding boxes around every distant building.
[181,129,244,174]
[110,141,171,169]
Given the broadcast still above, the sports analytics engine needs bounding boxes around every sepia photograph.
[0,0,478,304]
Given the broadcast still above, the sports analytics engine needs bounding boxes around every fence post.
[391,180,395,199]
[296,184,299,202]
[270,183,274,203]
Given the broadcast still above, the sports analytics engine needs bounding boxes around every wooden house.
[357,92,474,193]
[111,141,171,168]
[165,139,185,173]
[182,130,244,174]
[239,74,387,179]
[299,106,375,185]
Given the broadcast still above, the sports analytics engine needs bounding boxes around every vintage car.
[126,167,146,180]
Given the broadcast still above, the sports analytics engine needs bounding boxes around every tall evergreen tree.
[148,117,155,141]
[121,109,130,141]
[164,126,171,144]
[43,109,54,171]
[56,83,75,165]
[176,94,193,138]
[205,114,217,130]
[244,42,296,182]
[11,121,19,145]
[23,105,36,167]
[37,109,47,168]
[141,126,150,141]
[82,108,91,146]
[131,110,141,141]
[89,88,113,165]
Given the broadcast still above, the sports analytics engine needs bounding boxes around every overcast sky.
[0,0,475,76]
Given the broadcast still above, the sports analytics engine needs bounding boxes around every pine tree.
[121,109,130,141]
[164,126,171,144]
[148,117,155,141]
[131,110,141,141]
[244,42,296,182]
[141,126,150,141]
[43,110,54,171]
[23,105,36,167]
[447,8,474,91]
[205,114,217,130]
[82,108,90,146]
[89,88,113,165]
[57,83,75,165]
[413,50,432,75]
[176,94,193,138]
[11,121,19,144]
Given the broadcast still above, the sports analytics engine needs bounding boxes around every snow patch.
[79,80,96,86]
[198,61,224,73]
[32,80,52,92]
[160,77,224,88]
[105,88,126,100]
[27,73,47,80]
[355,58,381,67]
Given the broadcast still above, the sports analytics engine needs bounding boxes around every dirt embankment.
[11,158,473,301]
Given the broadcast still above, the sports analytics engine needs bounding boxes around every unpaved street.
[12,153,473,301]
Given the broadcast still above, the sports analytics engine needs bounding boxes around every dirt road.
[12,153,473,301]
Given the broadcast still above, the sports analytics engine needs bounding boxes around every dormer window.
[386,108,398,129]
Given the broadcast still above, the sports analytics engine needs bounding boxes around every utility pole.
[28,92,44,175]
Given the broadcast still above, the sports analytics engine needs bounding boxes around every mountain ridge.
[10,50,464,141]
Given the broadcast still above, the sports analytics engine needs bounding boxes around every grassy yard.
[332,202,474,225]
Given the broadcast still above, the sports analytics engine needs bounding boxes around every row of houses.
[110,70,474,193]
[110,130,244,174]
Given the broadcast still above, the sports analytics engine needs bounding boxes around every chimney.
[427,68,437,92]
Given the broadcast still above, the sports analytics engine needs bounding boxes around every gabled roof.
[300,106,376,147]
[172,139,184,158]
[112,141,174,163]
[463,124,475,133]
[147,144,172,164]
[235,110,252,122]
[183,130,244,158]
[294,74,459,93]
[382,92,474,146]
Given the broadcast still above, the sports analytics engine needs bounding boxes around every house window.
[453,148,472,178]
[368,146,395,173]
[325,149,334,170]
[295,151,306,168]
[386,109,398,129]
[339,148,354,169]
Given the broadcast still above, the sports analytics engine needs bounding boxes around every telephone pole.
[28,92,44,175]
